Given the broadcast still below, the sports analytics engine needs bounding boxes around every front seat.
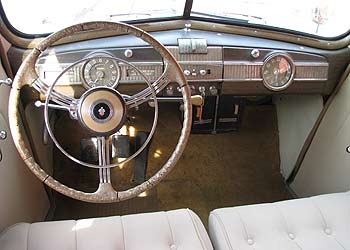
[0,208,213,250]
[209,191,349,250]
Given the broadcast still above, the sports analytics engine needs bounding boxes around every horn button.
[77,87,126,135]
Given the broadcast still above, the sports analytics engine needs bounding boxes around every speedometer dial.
[262,53,295,91]
[81,53,121,89]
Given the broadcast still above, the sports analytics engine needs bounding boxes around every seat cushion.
[209,192,350,250]
[0,208,213,250]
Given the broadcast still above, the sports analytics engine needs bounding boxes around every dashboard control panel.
[35,43,329,96]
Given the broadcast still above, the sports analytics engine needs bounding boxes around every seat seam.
[210,212,234,250]
[26,223,31,250]
[187,209,209,250]
[74,220,77,250]
[235,209,256,250]
[120,216,126,250]
[164,211,175,246]
[311,199,347,250]
[274,203,302,250]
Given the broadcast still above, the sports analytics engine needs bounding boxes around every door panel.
[0,64,49,232]
[291,67,350,196]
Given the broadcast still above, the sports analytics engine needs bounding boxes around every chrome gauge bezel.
[81,52,121,89]
[261,53,295,91]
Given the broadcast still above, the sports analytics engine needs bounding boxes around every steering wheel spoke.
[96,136,111,184]
[33,78,79,118]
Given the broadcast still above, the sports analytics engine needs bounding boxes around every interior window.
[1,0,349,38]
[191,0,350,38]
[1,0,185,35]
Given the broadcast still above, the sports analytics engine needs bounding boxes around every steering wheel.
[8,21,192,203]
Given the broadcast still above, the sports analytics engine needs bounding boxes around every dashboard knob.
[166,86,174,96]
[184,69,191,76]
[198,86,206,97]
[251,49,260,58]
[199,69,207,76]
[190,85,195,94]
[209,86,218,95]
[124,49,133,58]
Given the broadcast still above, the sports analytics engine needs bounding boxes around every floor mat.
[53,103,291,226]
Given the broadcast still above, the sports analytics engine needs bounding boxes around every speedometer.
[81,53,121,89]
[261,53,295,91]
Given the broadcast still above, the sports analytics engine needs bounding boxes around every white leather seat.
[0,208,213,250]
[209,192,350,250]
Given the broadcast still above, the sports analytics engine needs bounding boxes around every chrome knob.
[184,69,191,76]
[190,85,195,94]
[199,69,207,76]
[209,86,218,95]
[124,49,133,58]
[0,130,7,140]
[251,49,260,58]
[166,86,174,96]
[199,86,206,97]
[346,146,350,153]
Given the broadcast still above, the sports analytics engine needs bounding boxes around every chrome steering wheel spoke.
[33,78,79,119]
[97,136,111,184]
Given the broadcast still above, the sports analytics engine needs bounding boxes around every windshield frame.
[0,0,349,41]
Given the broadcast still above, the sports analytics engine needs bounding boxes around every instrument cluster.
[81,52,121,89]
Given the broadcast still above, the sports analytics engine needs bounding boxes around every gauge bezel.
[261,52,295,91]
[81,52,121,89]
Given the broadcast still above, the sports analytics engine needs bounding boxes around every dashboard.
[33,29,349,97]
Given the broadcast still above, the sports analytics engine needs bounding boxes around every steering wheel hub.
[77,87,126,135]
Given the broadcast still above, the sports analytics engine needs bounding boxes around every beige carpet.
[53,103,291,226]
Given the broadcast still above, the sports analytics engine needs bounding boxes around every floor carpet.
[53,103,291,226]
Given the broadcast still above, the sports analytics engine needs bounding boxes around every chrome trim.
[224,60,328,82]
[97,136,111,184]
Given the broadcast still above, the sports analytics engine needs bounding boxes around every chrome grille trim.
[224,61,328,81]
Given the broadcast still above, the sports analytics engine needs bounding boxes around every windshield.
[1,0,349,38]
[1,0,185,34]
[192,0,350,38]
